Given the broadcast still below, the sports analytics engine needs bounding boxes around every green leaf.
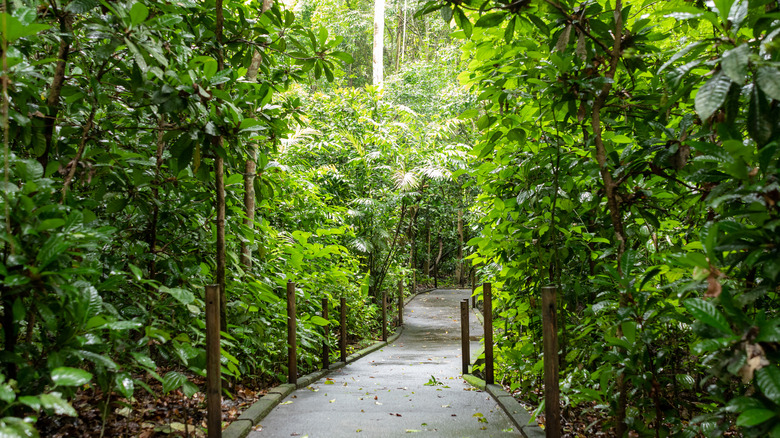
[440,5,453,23]
[720,44,749,85]
[0,13,50,43]
[51,367,93,387]
[18,395,41,410]
[124,37,147,71]
[330,51,353,64]
[128,263,143,281]
[160,286,195,305]
[0,383,14,403]
[748,80,772,147]
[683,298,732,334]
[40,393,77,416]
[115,372,134,398]
[757,67,780,101]
[737,409,777,427]
[695,71,731,121]
[182,381,199,398]
[36,218,65,232]
[475,12,505,28]
[504,16,516,44]
[453,8,472,39]
[310,315,330,326]
[37,234,68,269]
[610,134,633,144]
[162,371,188,394]
[756,366,780,404]
[130,2,149,26]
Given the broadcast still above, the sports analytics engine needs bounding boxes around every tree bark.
[40,12,72,170]
[586,1,627,434]
[60,106,96,200]
[146,115,166,278]
[240,1,272,269]
[215,0,227,332]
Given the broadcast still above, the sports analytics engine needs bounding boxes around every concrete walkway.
[249,288,519,437]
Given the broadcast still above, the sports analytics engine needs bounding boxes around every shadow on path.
[249,288,519,437]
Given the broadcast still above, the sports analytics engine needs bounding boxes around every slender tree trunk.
[400,0,407,67]
[147,115,166,278]
[215,0,227,332]
[240,0,272,269]
[40,12,72,170]
[372,0,385,87]
[60,106,96,200]
[586,1,627,434]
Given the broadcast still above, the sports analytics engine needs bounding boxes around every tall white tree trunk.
[241,0,272,269]
[373,0,385,87]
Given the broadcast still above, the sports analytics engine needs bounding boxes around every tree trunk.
[240,1,271,270]
[372,0,385,87]
[40,12,72,171]
[215,0,227,332]
[147,115,166,278]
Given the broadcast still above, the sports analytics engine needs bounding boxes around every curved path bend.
[249,288,518,437]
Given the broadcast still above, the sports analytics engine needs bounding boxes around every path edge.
[461,373,545,438]
[221,288,433,438]
[464,299,544,438]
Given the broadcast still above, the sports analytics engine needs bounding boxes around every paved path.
[249,288,518,437]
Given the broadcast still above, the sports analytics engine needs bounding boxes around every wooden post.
[286,281,297,385]
[339,297,347,362]
[381,289,388,341]
[397,281,403,326]
[460,299,469,375]
[542,285,561,438]
[484,282,494,385]
[321,297,329,369]
[471,270,476,309]
[205,284,221,438]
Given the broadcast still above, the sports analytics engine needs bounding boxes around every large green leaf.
[757,67,780,101]
[130,2,149,26]
[310,315,330,326]
[40,393,77,416]
[162,371,188,394]
[748,81,773,147]
[695,71,732,121]
[160,286,195,305]
[756,366,780,404]
[51,367,93,387]
[720,44,749,85]
[736,409,777,427]
[0,13,50,43]
[683,298,732,334]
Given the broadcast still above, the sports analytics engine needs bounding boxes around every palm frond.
[393,169,420,191]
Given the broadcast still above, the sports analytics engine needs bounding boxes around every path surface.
[249,288,518,437]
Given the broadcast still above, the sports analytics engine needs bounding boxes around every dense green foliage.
[3,0,779,435]
[414,0,780,435]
